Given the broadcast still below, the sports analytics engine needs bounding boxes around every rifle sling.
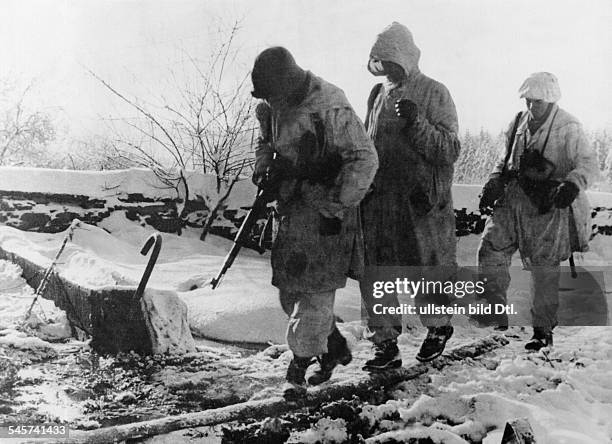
[501,111,523,176]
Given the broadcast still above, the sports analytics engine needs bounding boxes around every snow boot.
[363,339,402,371]
[416,325,454,362]
[470,298,508,330]
[308,328,352,385]
[525,328,553,351]
[282,356,311,401]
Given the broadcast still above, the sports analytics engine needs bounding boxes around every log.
[59,334,509,444]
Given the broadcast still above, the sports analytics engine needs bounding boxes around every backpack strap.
[312,113,326,155]
[365,83,383,131]
[501,111,523,176]
[539,108,559,156]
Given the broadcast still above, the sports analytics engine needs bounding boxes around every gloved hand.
[319,215,342,236]
[552,181,580,208]
[252,153,272,187]
[395,99,419,127]
[252,155,294,190]
[252,169,266,187]
[255,102,272,140]
[479,173,506,213]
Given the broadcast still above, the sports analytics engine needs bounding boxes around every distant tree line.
[454,128,612,188]
[3,73,612,194]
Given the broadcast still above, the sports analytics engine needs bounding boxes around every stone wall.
[2,189,611,243]
[0,190,248,240]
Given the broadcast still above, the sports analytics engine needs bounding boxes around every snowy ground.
[144,326,612,444]
[1,174,612,441]
[1,262,611,443]
[0,217,611,442]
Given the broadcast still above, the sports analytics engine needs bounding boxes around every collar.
[527,103,554,134]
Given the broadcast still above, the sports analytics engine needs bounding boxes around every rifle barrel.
[211,188,267,289]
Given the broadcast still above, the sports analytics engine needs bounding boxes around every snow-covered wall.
[1,166,612,240]
[0,166,254,206]
[0,166,255,238]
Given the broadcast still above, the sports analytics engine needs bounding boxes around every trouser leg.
[478,238,516,304]
[477,194,518,305]
[360,279,402,344]
[530,264,560,332]
[279,290,336,358]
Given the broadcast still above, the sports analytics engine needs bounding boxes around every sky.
[1,0,611,140]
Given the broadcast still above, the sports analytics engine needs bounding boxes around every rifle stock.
[211,188,268,289]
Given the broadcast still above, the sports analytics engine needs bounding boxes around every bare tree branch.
[89,19,254,238]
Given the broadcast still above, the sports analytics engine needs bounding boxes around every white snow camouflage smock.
[478,105,598,330]
[255,73,378,293]
[491,104,598,257]
[362,23,461,271]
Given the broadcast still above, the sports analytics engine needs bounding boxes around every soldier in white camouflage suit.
[360,22,461,369]
[251,47,378,399]
[477,72,598,350]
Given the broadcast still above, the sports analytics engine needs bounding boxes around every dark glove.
[252,171,266,188]
[252,155,294,190]
[552,181,580,208]
[395,99,419,127]
[255,102,272,142]
[479,174,506,213]
[319,215,342,236]
[251,152,274,187]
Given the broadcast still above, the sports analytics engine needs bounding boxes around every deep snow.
[2,261,611,442]
[1,203,611,345]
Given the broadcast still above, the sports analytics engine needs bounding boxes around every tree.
[59,136,136,171]
[455,128,505,184]
[91,21,255,239]
[0,79,55,166]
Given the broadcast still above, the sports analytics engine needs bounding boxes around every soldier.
[251,47,378,399]
[360,22,461,369]
[477,72,598,350]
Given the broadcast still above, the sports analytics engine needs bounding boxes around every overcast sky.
[2,0,611,138]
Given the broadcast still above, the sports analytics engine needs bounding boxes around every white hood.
[369,22,421,76]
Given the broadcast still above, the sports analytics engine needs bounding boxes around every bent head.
[251,46,306,107]
[518,72,561,119]
[368,22,420,82]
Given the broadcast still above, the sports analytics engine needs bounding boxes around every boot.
[363,339,402,371]
[308,328,352,385]
[525,328,553,351]
[471,311,509,330]
[282,356,311,401]
[416,325,454,362]
[470,298,508,330]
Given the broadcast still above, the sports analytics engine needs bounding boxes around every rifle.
[210,119,343,289]
[210,187,270,289]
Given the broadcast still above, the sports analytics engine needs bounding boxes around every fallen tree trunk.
[60,334,509,444]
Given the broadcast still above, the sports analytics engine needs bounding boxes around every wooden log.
[60,334,509,444]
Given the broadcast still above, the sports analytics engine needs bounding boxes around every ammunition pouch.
[262,114,343,201]
[296,152,343,187]
[518,149,559,214]
[258,206,279,251]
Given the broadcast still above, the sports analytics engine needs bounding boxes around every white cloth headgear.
[518,72,561,103]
